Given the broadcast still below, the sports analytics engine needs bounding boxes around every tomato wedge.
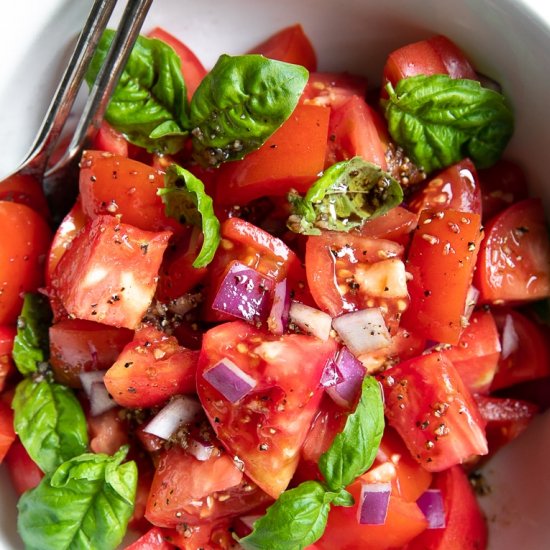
[247,24,317,71]
[104,325,198,408]
[475,198,550,304]
[401,209,483,345]
[196,321,338,498]
[380,353,488,471]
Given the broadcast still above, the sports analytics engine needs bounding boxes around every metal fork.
[9,0,153,215]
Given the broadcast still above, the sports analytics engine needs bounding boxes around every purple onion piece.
[332,308,391,355]
[267,279,290,335]
[326,346,366,408]
[89,381,117,417]
[203,358,257,403]
[357,482,391,525]
[417,489,446,529]
[212,261,275,324]
[289,301,333,341]
[187,438,215,461]
[320,358,342,388]
[79,370,106,397]
[143,395,202,440]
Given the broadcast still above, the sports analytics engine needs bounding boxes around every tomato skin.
[46,198,87,286]
[0,399,16,462]
[478,159,528,222]
[408,159,482,215]
[79,150,179,232]
[355,206,418,245]
[49,319,133,388]
[0,173,50,219]
[305,231,407,330]
[435,309,501,394]
[148,27,207,99]
[406,466,487,550]
[162,521,234,550]
[474,394,538,457]
[3,439,44,494]
[401,209,483,345]
[490,308,550,391]
[382,35,476,89]
[380,353,488,472]
[475,198,550,305]
[0,325,16,393]
[327,95,389,170]
[91,121,129,157]
[145,446,270,527]
[317,482,428,550]
[50,215,171,330]
[197,321,338,498]
[247,24,317,71]
[0,201,52,325]
[104,325,198,408]
[214,103,330,206]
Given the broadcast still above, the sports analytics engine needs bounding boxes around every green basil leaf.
[240,481,332,550]
[331,488,355,507]
[190,54,308,166]
[382,74,514,173]
[157,163,221,267]
[287,156,403,235]
[12,293,52,375]
[18,446,137,550]
[319,375,384,492]
[86,30,189,154]
[13,378,88,474]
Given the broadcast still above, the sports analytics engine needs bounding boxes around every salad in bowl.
[0,0,549,549]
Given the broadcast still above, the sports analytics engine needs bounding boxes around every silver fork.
[8,0,153,217]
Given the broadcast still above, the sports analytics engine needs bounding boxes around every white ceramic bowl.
[1,0,549,548]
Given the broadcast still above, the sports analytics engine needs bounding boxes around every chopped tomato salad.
[0,23,549,550]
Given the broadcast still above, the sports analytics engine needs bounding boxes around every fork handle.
[19,0,118,176]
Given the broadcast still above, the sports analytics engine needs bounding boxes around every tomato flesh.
[380,353,488,471]
[197,321,338,498]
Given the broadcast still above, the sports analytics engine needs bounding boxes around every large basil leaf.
[86,30,189,154]
[319,375,385,491]
[12,378,88,474]
[383,74,514,173]
[157,163,221,267]
[240,481,336,550]
[190,54,308,166]
[18,447,137,550]
[287,157,403,235]
[12,293,52,375]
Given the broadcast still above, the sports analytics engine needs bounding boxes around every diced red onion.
[89,381,117,416]
[357,482,391,525]
[501,313,519,359]
[267,279,290,335]
[417,489,446,529]
[239,514,262,532]
[326,347,366,408]
[320,358,342,388]
[203,358,257,403]
[143,395,202,440]
[332,308,391,356]
[289,301,332,341]
[212,262,274,324]
[79,370,106,396]
[187,438,215,461]
[476,72,502,93]
[463,285,480,322]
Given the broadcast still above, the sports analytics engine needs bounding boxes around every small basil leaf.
[17,446,137,550]
[13,378,89,474]
[157,163,221,267]
[331,488,355,507]
[287,157,403,235]
[382,74,514,173]
[190,54,308,166]
[86,30,189,154]
[319,375,385,492]
[12,293,52,375]
[240,481,331,550]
